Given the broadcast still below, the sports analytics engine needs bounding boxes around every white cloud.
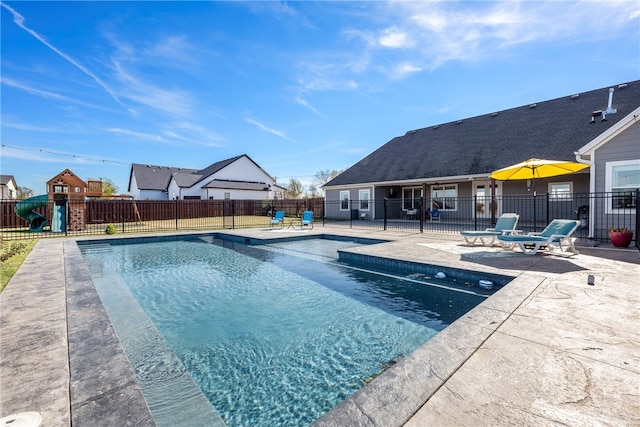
[245,118,294,142]
[293,0,639,99]
[378,28,412,48]
[1,2,128,110]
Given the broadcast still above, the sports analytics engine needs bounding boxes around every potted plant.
[608,227,633,247]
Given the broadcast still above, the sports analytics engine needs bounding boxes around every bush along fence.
[0,192,637,248]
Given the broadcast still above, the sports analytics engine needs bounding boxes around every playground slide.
[14,194,49,232]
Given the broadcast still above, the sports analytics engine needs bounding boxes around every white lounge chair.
[497,219,580,256]
[460,213,520,246]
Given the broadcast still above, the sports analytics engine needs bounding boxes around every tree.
[313,169,343,188]
[285,178,304,199]
[306,184,319,198]
[101,178,118,196]
[16,186,33,200]
[89,177,118,196]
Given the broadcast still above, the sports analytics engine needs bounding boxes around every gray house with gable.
[323,80,639,238]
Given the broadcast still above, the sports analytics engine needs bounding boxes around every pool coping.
[1,227,638,426]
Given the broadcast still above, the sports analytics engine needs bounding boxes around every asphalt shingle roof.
[326,81,640,187]
[130,155,244,191]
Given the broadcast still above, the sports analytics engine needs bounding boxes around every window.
[606,160,640,211]
[432,184,457,210]
[359,190,370,210]
[402,187,422,210]
[53,185,68,193]
[224,192,231,200]
[74,187,81,193]
[549,182,572,201]
[340,191,349,211]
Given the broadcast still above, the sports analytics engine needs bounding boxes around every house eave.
[323,173,492,190]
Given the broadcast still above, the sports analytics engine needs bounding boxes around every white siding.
[138,189,168,200]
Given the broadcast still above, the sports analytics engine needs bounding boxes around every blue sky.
[2,1,639,196]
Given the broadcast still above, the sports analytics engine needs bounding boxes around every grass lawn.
[1,239,38,292]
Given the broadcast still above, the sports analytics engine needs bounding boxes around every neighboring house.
[0,175,18,199]
[128,154,285,200]
[323,81,640,223]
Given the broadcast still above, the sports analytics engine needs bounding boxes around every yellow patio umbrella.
[490,158,589,229]
[490,158,590,182]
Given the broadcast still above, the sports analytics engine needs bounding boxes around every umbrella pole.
[530,168,537,232]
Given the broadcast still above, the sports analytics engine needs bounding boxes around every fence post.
[175,198,179,230]
[350,199,353,228]
[545,193,550,228]
[120,198,125,234]
[636,190,639,250]
[419,196,423,233]
[473,194,477,231]
[383,198,388,231]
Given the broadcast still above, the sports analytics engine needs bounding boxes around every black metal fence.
[324,191,637,247]
[0,197,324,240]
[1,192,637,248]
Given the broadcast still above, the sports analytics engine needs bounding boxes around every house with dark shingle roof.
[323,80,640,232]
[128,154,285,200]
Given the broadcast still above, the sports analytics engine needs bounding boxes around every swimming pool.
[80,235,489,426]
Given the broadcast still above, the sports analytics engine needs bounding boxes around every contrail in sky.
[1,1,130,111]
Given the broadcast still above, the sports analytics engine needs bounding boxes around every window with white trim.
[402,187,422,210]
[340,191,349,211]
[606,160,639,211]
[548,182,573,201]
[359,189,370,210]
[432,184,457,210]
[224,192,231,200]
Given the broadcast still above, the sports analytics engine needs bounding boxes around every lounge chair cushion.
[460,213,519,246]
[498,219,579,256]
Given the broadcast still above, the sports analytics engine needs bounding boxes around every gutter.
[574,151,596,239]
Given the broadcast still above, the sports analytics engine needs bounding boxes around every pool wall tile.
[337,251,514,287]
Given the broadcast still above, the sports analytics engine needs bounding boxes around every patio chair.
[497,219,580,256]
[270,211,285,229]
[430,206,441,221]
[460,213,520,246]
[301,210,314,229]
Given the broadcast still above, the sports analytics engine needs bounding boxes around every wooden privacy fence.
[1,197,325,230]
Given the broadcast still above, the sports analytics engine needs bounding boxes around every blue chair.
[270,211,285,229]
[497,219,580,256]
[460,213,519,246]
[301,210,314,229]
[430,206,441,221]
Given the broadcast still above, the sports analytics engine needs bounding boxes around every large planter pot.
[609,231,633,248]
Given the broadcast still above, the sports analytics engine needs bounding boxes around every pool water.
[80,235,485,426]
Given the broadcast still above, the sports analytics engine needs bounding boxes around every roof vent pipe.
[604,87,617,115]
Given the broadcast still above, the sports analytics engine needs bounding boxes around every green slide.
[14,194,49,232]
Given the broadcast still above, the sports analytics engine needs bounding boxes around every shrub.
[105,224,117,235]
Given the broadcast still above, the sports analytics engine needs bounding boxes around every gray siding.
[594,121,640,193]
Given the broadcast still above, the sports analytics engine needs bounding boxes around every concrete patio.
[1,227,638,426]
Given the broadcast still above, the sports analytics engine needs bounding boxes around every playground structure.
[12,168,142,233]
[14,195,49,232]
[13,194,142,233]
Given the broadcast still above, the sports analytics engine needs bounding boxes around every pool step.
[78,243,113,254]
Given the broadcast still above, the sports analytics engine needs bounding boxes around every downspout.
[574,150,595,238]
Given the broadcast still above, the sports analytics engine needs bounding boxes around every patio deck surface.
[1,226,638,426]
